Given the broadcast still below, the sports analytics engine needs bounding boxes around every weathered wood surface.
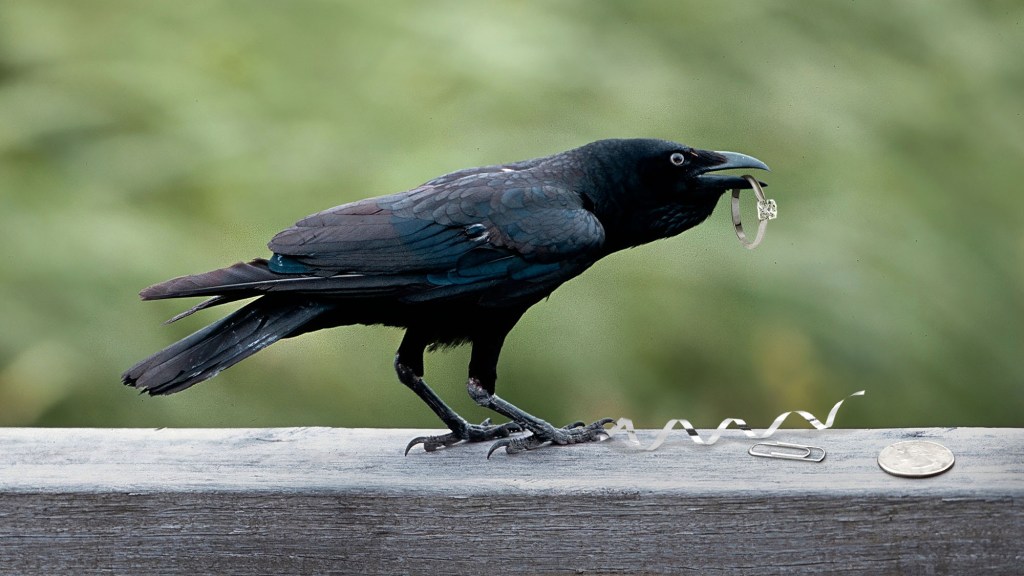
[1,427,1021,575]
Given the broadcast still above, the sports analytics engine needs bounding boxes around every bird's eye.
[669,152,686,166]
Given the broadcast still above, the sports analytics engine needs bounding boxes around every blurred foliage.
[1,1,1022,431]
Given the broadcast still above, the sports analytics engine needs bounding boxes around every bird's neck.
[597,200,719,253]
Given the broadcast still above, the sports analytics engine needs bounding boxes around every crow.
[122,138,769,455]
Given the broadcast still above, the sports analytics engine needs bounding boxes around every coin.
[877,440,955,478]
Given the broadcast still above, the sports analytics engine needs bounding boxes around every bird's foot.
[405,418,522,455]
[486,418,614,458]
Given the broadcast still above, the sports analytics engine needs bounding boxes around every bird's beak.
[696,151,770,189]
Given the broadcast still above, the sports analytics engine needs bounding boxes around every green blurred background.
[1,1,1021,430]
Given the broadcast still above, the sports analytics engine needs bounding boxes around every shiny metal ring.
[731,175,777,249]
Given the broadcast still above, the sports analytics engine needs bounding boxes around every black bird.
[123,138,769,455]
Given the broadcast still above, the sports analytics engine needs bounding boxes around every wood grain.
[1,427,1021,574]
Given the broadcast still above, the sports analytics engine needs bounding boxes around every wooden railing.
[1,427,1021,574]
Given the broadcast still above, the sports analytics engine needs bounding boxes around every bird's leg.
[467,331,612,458]
[396,332,520,454]
[395,359,521,453]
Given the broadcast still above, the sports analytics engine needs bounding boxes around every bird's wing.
[265,174,605,301]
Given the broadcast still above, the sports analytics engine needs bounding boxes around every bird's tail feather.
[140,259,281,301]
[122,296,334,395]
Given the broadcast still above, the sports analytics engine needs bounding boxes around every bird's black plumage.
[123,138,769,454]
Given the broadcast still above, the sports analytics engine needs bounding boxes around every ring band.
[731,175,777,250]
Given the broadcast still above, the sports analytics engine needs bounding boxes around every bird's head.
[577,138,770,250]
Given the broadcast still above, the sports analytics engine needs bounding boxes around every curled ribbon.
[604,390,865,451]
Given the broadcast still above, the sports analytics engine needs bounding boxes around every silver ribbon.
[605,390,865,450]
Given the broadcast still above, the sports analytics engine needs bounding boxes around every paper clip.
[748,441,826,462]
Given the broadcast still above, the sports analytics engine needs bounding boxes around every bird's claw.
[487,435,545,458]
[487,417,614,458]
[405,432,461,455]
[405,419,522,455]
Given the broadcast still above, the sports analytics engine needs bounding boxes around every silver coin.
[878,440,955,478]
